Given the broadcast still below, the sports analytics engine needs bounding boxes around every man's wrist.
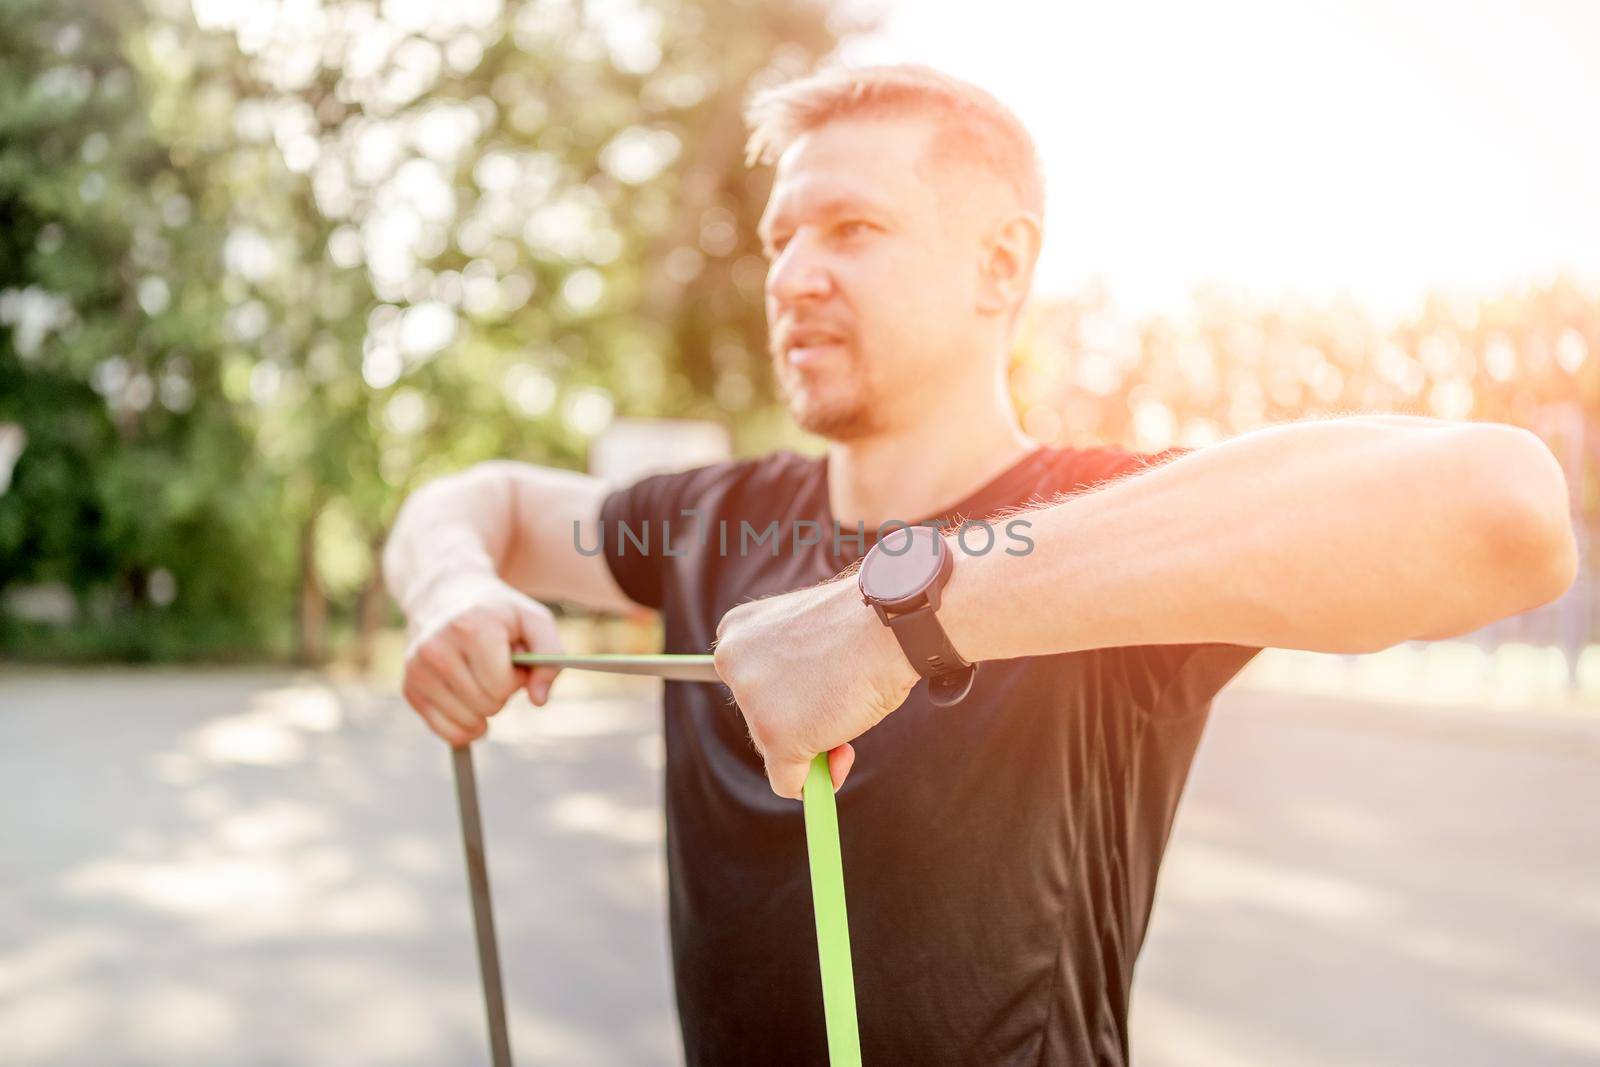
[401,569,506,638]
[851,537,973,694]
[875,609,924,692]
[933,534,990,665]
[836,577,921,695]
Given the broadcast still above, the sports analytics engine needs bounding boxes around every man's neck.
[827,395,1038,529]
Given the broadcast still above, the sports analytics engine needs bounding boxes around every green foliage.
[0,0,293,658]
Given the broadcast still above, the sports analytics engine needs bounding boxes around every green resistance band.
[804,751,863,1066]
[513,652,862,1065]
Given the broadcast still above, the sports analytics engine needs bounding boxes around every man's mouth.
[783,329,848,368]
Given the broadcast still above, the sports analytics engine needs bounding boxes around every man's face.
[758,116,989,440]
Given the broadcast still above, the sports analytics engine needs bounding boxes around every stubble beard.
[773,348,881,440]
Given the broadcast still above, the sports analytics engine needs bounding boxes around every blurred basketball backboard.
[589,417,732,485]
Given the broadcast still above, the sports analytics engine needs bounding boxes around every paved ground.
[1,667,1597,1066]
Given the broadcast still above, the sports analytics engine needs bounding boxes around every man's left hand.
[714,576,920,799]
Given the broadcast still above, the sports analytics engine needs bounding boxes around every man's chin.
[791,402,877,441]
[775,367,878,439]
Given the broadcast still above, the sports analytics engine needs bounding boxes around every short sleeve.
[597,459,751,611]
[1099,642,1262,719]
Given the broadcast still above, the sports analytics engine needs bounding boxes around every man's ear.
[976,212,1042,318]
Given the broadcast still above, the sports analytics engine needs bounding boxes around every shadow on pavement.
[0,668,680,1067]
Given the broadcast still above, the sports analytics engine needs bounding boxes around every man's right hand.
[400,575,565,746]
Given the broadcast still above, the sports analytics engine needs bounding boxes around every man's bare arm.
[382,461,637,745]
[938,416,1577,659]
[384,460,635,620]
[709,414,1578,797]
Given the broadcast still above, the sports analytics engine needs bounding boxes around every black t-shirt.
[597,444,1260,1066]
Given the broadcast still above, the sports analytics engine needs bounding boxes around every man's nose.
[766,236,832,306]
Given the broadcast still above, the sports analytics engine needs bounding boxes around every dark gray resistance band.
[451,651,863,1065]
[451,744,513,1067]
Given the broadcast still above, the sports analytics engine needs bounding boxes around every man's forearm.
[383,465,515,618]
[939,417,1578,659]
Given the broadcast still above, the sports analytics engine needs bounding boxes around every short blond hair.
[744,63,1045,225]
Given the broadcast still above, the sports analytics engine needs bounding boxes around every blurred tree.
[1,0,851,663]
[0,0,293,659]
[182,0,847,662]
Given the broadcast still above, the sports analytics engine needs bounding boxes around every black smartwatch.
[857,524,977,706]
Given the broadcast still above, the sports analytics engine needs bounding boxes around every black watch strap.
[885,604,977,706]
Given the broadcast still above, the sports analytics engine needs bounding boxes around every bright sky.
[843,0,1600,315]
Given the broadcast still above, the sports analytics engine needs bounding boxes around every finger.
[511,605,564,705]
[461,618,519,707]
[431,641,500,716]
[409,643,489,720]
[827,743,855,792]
[415,700,477,747]
[407,675,485,737]
[769,757,810,802]
[525,667,560,706]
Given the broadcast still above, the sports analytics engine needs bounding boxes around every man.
[384,65,1576,1065]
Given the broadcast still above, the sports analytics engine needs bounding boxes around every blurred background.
[2,1,1597,1065]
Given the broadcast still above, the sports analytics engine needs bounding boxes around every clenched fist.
[713,575,919,799]
[401,574,564,746]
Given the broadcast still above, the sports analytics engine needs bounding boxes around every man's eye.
[837,221,870,238]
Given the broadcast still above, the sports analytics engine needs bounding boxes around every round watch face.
[858,525,945,604]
